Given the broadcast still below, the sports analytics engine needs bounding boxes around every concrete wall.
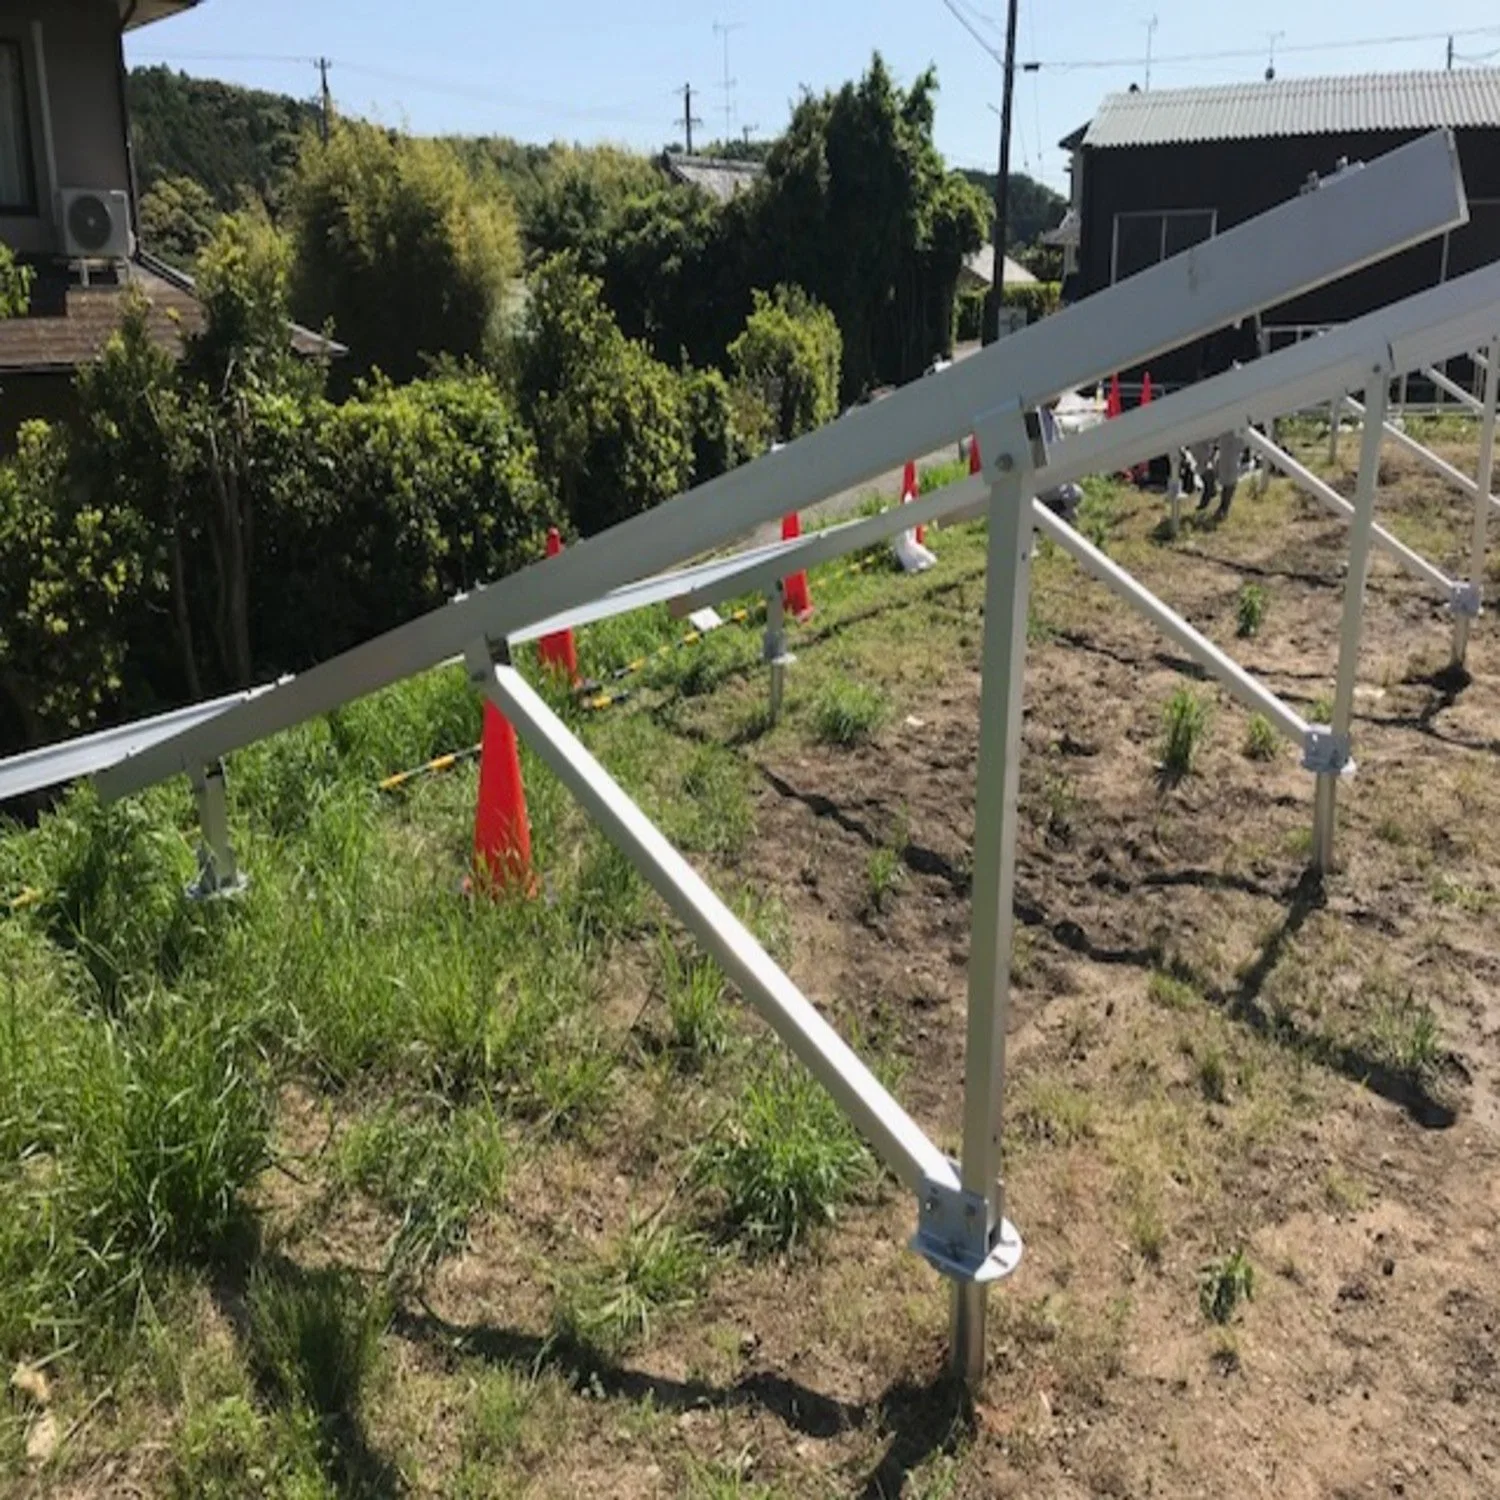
[0,0,128,256]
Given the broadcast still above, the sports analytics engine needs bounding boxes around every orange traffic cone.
[1132,372,1154,482]
[900,459,925,545]
[1107,373,1122,419]
[537,527,579,683]
[968,435,982,475]
[781,513,815,620]
[471,701,534,896]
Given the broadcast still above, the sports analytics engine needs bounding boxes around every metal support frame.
[1245,428,1460,600]
[1452,337,1500,668]
[950,406,1037,1381]
[763,585,793,722]
[186,761,247,901]
[1313,372,1390,874]
[1344,394,1500,515]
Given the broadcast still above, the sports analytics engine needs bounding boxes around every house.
[1061,69,1500,374]
[958,245,1039,293]
[0,0,337,444]
[659,152,763,205]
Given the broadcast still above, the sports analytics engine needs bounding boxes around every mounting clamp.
[1448,581,1483,621]
[910,1173,1024,1286]
[1301,726,1356,778]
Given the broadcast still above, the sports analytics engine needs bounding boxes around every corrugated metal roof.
[1083,69,1500,148]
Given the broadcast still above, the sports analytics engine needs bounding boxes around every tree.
[513,255,691,536]
[748,57,988,398]
[958,168,1067,251]
[0,243,31,317]
[138,175,222,268]
[289,123,522,385]
[728,286,842,444]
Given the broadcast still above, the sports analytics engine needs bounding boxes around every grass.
[1160,686,1213,780]
[553,1216,708,1356]
[700,1060,874,1253]
[657,934,730,1065]
[336,1100,507,1281]
[810,676,889,747]
[864,843,906,914]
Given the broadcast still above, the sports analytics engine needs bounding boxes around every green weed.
[1243,714,1279,762]
[1160,686,1212,779]
[810,676,888,747]
[702,1062,873,1253]
[1012,1078,1095,1145]
[1196,1045,1229,1103]
[864,844,906,914]
[1365,988,1444,1078]
[337,1102,507,1280]
[246,1263,386,1426]
[658,935,729,1065]
[167,1396,330,1500]
[554,1217,708,1356]
[1148,969,1202,1011]
[1199,1248,1255,1324]
[1235,583,1267,638]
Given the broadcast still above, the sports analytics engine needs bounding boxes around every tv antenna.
[1144,16,1158,91]
[713,19,744,144]
[1266,30,1285,80]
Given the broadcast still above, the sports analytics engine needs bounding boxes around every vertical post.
[764,585,792,723]
[1450,338,1499,670]
[1311,369,1389,875]
[1328,396,1341,466]
[1167,465,1182,538]
[952,407,1035,1385]
[187,760,244,900]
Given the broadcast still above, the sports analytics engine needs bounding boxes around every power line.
[1026,23,1500,72]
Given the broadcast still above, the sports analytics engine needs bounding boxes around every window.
[0,40,34,214]
[1111,209,1217,284]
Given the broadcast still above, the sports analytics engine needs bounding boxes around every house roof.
[0,254,343,376]
[660,153,764,204]
[122,1,203,30]
[1081,68,1500,149]
[1040,206,1080,248]
[962,246,1038,288]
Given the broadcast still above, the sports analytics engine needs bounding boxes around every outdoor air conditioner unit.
[59,188,132,260]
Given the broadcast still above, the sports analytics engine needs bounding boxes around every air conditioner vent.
[59,188,132,260]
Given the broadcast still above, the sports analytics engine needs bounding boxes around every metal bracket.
[1301,726,1356,778]
[186,761,248,902]
[910,1173,1025,1286]
[1448,581,1483,620]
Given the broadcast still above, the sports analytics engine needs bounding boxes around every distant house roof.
[0,253,343,376]
[1081,68,1500,149]
[660,153,764,204]
[1040,207,1079,248]
[123,0,203,29]
[961,246,1038,290]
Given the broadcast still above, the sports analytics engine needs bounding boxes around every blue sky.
[127,1,1500,193]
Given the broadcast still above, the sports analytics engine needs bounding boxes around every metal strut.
[186,760,247,900]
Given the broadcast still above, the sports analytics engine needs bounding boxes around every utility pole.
[676,83,703,154]
[316,57,332,144]
[985,0,1020,345]
[1447,35,1455,70]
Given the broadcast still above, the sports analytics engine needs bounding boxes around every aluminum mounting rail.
[94,130,1467,801]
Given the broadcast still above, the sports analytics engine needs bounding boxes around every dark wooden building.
[1063,69,1500,378]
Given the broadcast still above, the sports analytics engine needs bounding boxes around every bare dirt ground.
[40,430,1500,1499]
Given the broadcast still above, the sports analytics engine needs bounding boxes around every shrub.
[1001,280,1062,324]
[1160,686,1211,778]
[679,365,757,485]
[701,1062,872,1252]
[728,285,842,443]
